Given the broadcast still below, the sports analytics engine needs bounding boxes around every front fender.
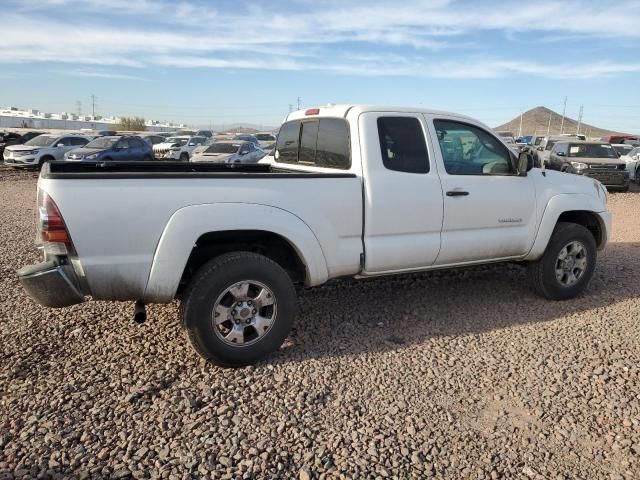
[143,203,329,302]
[524,194,610,260]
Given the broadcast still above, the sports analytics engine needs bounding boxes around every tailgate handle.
[446,190,469,197]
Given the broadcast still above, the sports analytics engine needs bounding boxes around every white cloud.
[65,69,148,81]
[1,0,639,80]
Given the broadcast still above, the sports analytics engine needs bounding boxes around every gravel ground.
[1,165,639,479]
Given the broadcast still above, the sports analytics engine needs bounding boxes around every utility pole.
[297,97,301,110]
[559,96,567,134]
[546,111,552,136]
[76,100,82,116]
[518,109,524,138]
[90,94,97,118]
[576,105,583,135]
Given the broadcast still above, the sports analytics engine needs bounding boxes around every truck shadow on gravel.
[272,241,640,364]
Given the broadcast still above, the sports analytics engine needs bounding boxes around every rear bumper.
[17,259,85,308]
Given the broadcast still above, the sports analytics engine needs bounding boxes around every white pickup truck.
[18,105,611,367]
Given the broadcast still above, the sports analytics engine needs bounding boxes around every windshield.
[85,137,119,149]
[545,140,558,150]
[25,135,56,147]
[256,134,274,141]
[166,137,188,146]
[613,145,633,155]
[205,143,239,154]
[568,144,618,159]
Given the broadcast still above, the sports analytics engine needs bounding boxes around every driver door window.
[434,120,514,175]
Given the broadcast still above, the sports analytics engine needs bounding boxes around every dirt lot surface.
[0,166,638,479]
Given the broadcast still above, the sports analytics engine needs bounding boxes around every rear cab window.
[275,118,350,169]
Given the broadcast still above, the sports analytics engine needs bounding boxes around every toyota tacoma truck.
[18,105,612,367]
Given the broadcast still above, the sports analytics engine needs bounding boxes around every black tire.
[180,152,189,162]
[527,222,597,300]
[181,252,297,367]
[636,165,640,185]
[143,155,153,161]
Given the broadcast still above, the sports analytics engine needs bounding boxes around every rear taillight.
[38,191,75,256]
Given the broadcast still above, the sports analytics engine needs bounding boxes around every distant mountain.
[494,106,623,138]
[198,123,279,133]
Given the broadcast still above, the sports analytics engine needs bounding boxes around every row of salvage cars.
[1,129,277,168]
[502,132,640,192]
[152,132,274,163]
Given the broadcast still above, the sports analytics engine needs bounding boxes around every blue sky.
[1,0,640,132]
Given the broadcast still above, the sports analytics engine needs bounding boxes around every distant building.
[0,106,186,132]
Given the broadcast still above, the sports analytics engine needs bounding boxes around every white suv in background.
[3,134,92,168]
[153,136,207,161]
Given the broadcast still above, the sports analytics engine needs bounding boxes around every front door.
[360,112,444,273]
[425,116,537,265]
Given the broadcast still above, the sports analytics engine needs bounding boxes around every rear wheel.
[527,222,596,300]
[636,165,640,185]
[181,252,297,367]
[180,152,189,162]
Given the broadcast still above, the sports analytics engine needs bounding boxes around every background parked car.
[195,130,214,138]
[138,134,166,148]
[96,130,117,136]
[600,134,640,145]
[619,146,640,184]
[0,131,43,157]
[232,134,261,148]
[153,135,207,161]
[65,135,153,162]
[547,141,629,191]
[3,133,91,168]
[191,140,264,163]
[612,144,635,158]
[255,132,277,151]
[536,135,577,165]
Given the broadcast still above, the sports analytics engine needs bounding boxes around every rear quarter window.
[275,118,350,169]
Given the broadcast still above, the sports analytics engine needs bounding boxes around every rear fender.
[143,203,329,302]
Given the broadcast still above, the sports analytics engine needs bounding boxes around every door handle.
[446,190,469,197]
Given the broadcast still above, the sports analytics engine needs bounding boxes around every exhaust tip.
[133,301,147,324]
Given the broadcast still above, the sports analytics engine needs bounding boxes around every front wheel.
[181,252,297,367]
[527,222,596,300]
[179,152,189,162]
[636,165,640,185]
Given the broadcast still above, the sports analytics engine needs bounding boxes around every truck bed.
[38,161,363,302]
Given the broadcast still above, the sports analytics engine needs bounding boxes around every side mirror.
[517,151,534,176]
[557,151,566,157]
[57,143,65,148]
